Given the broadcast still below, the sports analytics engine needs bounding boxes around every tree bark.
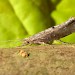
[0,45,75,75]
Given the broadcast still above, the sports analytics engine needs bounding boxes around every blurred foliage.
[0,0,75,47]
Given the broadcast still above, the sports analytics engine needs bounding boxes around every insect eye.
[52,26,55,28]
[27,41,29,43]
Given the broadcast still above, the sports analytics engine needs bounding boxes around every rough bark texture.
[0,45,75,75]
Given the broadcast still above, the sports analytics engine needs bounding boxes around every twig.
[23,17,75,45]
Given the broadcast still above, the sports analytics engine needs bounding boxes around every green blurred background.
[0,0,75,47]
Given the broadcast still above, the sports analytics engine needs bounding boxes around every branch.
[0,45,75,75]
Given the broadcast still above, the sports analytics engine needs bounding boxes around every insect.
[0,17,75,48]
[22,17,75,45]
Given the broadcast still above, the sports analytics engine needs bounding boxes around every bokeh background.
[0,0,75,47]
